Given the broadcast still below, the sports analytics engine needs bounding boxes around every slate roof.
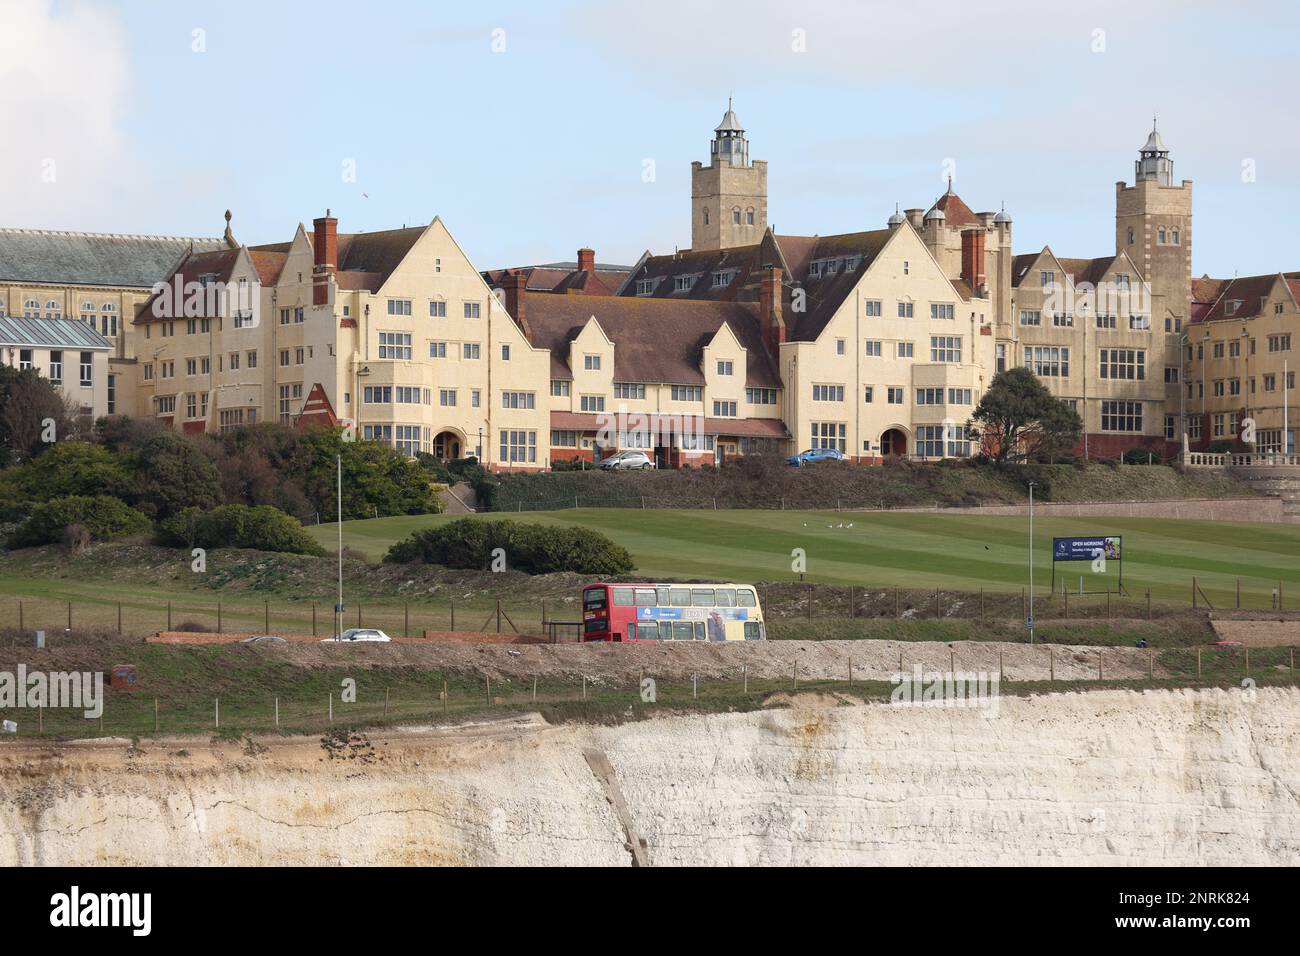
[0,229,225,288]
[0,315,112,349]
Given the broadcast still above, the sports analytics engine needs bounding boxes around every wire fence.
[1,572,1296,644]
[4,644,1297,741]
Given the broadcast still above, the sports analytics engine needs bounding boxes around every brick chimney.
[503,271,532,342]
[577,247,596,273]
[961,229,986,296]
[312,210,338,306]
[759,265,786,357]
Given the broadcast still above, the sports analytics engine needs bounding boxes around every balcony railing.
[1184,451,1300,467]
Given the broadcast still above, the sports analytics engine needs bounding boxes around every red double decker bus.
[581,583,766,642]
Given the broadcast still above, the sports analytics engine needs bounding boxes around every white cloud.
[0,0,135,227]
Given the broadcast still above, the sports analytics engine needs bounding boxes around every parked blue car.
[786,448,846,466]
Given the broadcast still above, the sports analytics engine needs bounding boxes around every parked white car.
[599,450,655,470]
[321,628,392,643]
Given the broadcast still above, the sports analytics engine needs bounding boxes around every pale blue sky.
[4,0,1297,277]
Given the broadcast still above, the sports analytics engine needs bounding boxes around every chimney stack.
[312,210,338,306]
[503,271,531,342]
[759,265,786,357]
[577,247,596,273]
[961,229,987,296]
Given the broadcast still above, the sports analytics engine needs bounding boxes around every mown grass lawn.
[308,508,1300,606]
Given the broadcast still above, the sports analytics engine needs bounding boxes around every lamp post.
[1027,480,1036,645]
[335,451,344,640]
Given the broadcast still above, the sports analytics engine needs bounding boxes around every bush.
[158,504,325,556]
[9,495,152,548]
[384,518,633,575]
[131,434,223,518]
[1122,447,1160,465]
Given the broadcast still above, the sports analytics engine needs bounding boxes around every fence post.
[312,604,317,636]
[792,661,798,690]
[532,677,537,702]
[166,601,171,631]
[450,599,455,631]
[1192,577,1197,610]
[1097,649,1102,680]
[1245,646,1250,676]
[217,601,222,634]
[67,601,72,631]
[384,687,389,717]
[1049,647,1054,681]
[154,697,158,734]
[693,674,698,699]
[117,602,122,636]
[215,698,219,729]
[1196,647,1201,678]
[443,679,448,715]
[1063,589,1069,619]
[404,602,409,639]
[275,696,279,728]
[582,675,587,700]
[18,601,22,631]
[329,693,333,723]
[1236,578,1241,609]
[743,663,748,694]
[496,600,502,633]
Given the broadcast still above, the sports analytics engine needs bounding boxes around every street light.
[1027,480,1036,645]
[335,452,344,640]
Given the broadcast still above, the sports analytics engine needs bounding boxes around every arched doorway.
[881,428,908,457]
[433,430,463,460]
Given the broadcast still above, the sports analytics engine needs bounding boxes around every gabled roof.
[1193,272,1300,324]
[302,226,426,293]
[482,260,633,297]
[522,294,780,388]
[133,248,244,324]
[0,228,225,288]
[617,227,899,343]
[0,315,112,350]
[1012,248,1131,289]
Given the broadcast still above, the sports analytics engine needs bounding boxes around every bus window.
[737,589,756,607]
[614,588,634,606]
[691,589,714,606]
[656,587,671,605]
[669,588,690,607]
[636,622,659,640]
[694,621,705,640]
[584,588,608,609]
[659,622,674,640]
[627,623,636,641]
[635,588,656,607]
[672,621,693,641]
[744,622,761,640]
[715,589,736,607]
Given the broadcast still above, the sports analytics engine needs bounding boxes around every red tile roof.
[929,189,981,228]
[522,293,781,388]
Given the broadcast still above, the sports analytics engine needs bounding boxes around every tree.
[0,366,79,466]
[3,441,133,502]
[969,367,1082,464]
[130,433,222,518]
[301,428,442,520]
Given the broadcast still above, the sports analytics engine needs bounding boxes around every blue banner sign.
[1053,536,1122,561]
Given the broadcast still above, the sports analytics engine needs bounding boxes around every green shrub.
[1122,447,1160,465]
[9,495,151,548]
[157,504,324,555]
[384,518,633,575]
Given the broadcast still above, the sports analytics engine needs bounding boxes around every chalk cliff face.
[2,688,1297,866]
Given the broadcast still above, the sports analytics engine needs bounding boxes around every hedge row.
[384,518,633,575]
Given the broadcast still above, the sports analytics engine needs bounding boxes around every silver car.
[321,628,392,643]
[599,450,655,470]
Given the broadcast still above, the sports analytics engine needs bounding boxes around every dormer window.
[674,275,698,292]
[711,270,735,288]
[1226,300,1241,314]
[635,278,659,296]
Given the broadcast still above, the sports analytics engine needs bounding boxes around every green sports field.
[308,508,1300,606]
